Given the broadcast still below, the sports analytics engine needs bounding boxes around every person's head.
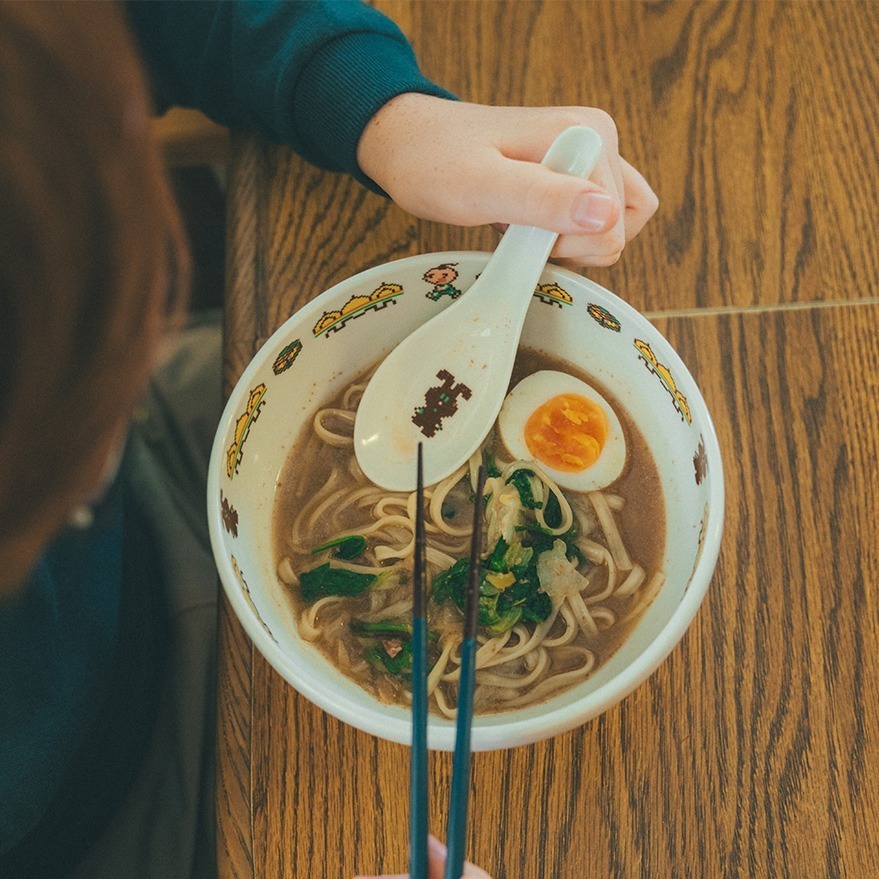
[0,1,189,592]
[423,264,458,285]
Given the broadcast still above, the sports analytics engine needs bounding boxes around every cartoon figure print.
[634,339,692,424]
[312,283,404,338]
[220,491,239,537]
[232,554,277,644]
[423,264,462,301]
[412,369,472,438]
[272,338,302,375]
[587,302,622,332]
[534,282,573,308]
[693,435,707,485]
[226,383,267,478]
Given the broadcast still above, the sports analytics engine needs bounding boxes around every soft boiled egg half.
[498,370,626,492]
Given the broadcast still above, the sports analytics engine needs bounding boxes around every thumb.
[427,835,447,879]
[426,835,493,879]
[478,158,619,235]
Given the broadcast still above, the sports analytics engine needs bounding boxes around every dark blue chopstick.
[444,465,487,879]
[409,443,429,879]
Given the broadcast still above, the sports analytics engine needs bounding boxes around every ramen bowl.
[207,252,724,751]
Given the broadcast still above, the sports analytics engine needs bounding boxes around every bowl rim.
[207,252,725,751]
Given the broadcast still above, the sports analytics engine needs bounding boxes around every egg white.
[498,370,626,492]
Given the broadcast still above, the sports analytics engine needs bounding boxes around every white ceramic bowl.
[207,252,724,751]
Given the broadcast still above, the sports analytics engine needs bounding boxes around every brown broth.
[273,348,665,714]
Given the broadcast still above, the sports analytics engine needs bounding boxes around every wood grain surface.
[217,3,879,877]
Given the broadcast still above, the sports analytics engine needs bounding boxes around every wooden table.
[217,3,879,876]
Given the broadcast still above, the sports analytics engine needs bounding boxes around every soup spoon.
[354,125,604,490]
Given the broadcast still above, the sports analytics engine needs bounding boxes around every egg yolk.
[523,394,607,472]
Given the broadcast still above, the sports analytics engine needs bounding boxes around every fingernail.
[428,835,448,859]
[573,192,614,231]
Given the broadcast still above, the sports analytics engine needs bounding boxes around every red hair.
[0,1,189,585]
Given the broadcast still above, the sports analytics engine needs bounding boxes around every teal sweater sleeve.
[125,0,457,190]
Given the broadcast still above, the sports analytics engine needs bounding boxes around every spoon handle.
[471,126,604,324]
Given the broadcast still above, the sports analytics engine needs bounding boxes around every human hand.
[357,94,658,269]
[354,834,493,879]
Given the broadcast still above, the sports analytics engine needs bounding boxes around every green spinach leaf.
[299,563,375,602]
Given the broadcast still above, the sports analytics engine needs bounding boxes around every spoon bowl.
[354,126,604,490]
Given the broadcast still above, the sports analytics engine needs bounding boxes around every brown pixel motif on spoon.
[412,369,473,438]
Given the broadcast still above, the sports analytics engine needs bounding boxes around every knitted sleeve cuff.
[290,30,457,192]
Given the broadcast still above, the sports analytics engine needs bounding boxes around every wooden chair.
[151,106,229,168]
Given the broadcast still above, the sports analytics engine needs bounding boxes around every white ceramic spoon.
[354,125,604,490]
